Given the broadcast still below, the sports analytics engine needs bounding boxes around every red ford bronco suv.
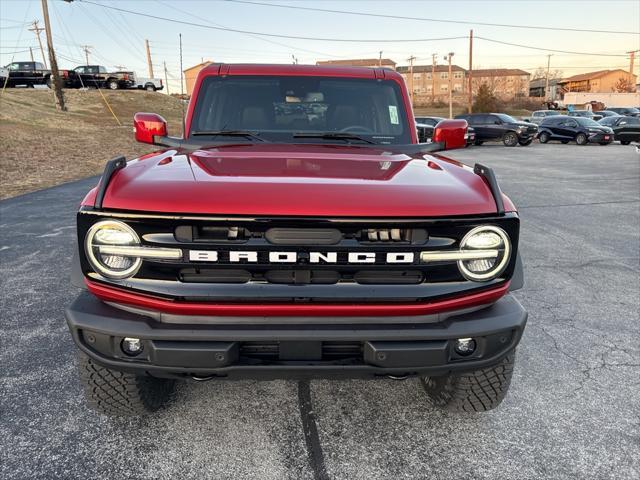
[66,64,526,416]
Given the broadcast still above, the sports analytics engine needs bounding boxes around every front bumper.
[588,132,613,143]
[66,292,527,379]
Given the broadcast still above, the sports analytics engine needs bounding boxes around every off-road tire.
[78,352,175,416]
[518,138,533,146]
[421,352,515,412]
[108,79,119,90]
[503,132,518,147]
[576,133,588,145]
[620,141,630,145]
[538,132,550,143]
[145,84,156,92]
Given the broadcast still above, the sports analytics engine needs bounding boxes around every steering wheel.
[339,125,374,134]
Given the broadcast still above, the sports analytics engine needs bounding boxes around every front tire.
[576,133,588,145]
[503,132,518,147]
[145,84,156,92]
[538,131,550,144]
[77,352,175,416]
[421,351,515,412]
[108,80,119,90]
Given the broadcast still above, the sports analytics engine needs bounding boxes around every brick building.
[471,69,530,98]
[396,64,466,101]
[316,58,397,70]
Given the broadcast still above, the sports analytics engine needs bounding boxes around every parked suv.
[598,115,640,145]
[526,110,562,125]
[607,107,640,117]
[65,64,526,416]
[455,113,537,146]
[537,116,614,145]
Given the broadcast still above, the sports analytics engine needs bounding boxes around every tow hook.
[386,374,409,380]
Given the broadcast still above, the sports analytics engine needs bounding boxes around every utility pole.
[29,47,35,63]
[378,50,382,67]
[145,39,154,78]
[81,45,92,65]
[627,50,639,92]
[446,52,454,118]
[545,54,553,100]
[431,53,437,104]
[407,55,416,103]
[468,29,473,113]
[40,0,65,111]
[163,61,170,95]
[28,20,47,69]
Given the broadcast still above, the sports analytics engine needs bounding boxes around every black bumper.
[588,132,613,143]
[65,292,527,379]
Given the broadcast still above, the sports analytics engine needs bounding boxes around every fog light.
[121,337,143,356]
[454,338,476,356]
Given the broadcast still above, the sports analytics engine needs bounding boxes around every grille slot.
[180,268,251,283]
[240,341,362,361]
[175,225,249,243]
[354,270,424,285]
[266,228,342,245]
[361,228,428,244]
[264,270,340,285]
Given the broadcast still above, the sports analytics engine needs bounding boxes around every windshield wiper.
[191,130,268,142]
[293,132,376,144]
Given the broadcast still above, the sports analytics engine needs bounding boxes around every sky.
[1,0,639,93]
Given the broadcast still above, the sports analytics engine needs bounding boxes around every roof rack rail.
[94,156,126,209]
[474,163,505,215]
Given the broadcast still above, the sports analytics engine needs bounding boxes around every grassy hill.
[0,89,185,199]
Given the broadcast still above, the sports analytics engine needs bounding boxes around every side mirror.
[433,119,467,150]
[134,112,168,145]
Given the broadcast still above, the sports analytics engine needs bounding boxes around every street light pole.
[446,52,454,118]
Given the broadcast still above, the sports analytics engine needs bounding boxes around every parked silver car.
[526,110,563,125]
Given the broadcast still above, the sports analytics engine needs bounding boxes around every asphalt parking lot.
[1,142,638,479]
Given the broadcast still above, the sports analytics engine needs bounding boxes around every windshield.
[190,75,411,144]
[575,117,601,127]
[495,113,517,123]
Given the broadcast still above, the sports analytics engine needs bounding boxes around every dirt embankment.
[0,89,185,199]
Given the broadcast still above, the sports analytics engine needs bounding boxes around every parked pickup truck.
[65,64,527,416]
[58,65,135,89]
[133,76,164,92]
[1,61,50,87]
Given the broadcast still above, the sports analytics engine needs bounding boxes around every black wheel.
[518,138,533,146]
[108,80,119,90]
[503,132,518,147]
[77,352,175,416]
[421,351,516,412]
[538,132,550,144]
[474,139,484,146]
[561,140,570,144]
[576,133,588,145]
[145,84,156,92]
[621,141,631,145]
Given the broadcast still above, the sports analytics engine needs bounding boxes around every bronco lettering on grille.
[187,250,415,264]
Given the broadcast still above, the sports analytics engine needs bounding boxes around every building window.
[440,72,448,79]
[453,71,463,79]
[426,73,432,80]
[507,77,514,83]
[426,85,433,92]
[453,84,463,92]
[413,73,421,80]
[440,84,448,91]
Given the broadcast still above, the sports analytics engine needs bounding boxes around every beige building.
[396,65,466,101]
[183,61,214,96]
[558,69,637,93]
[471,69,530,98]
[316,58,397,69]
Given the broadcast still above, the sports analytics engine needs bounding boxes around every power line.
[476,36,629,57]
[226,0,640,35]
[75,0,467,43]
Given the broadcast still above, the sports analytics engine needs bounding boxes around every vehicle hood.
[97,144,500,217]
[511,121,537,129]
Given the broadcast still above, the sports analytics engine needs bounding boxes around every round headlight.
[458,225,511,281]
[85,220,142,279]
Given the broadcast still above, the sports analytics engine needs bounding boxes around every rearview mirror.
[134,112,168,145]
[433,119,467,150]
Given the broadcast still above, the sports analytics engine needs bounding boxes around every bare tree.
[613,76,634,93]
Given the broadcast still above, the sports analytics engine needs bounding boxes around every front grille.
[78,210,520,303]
[240,341,362,361]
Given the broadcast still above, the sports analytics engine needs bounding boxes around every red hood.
[95,144,502,217]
